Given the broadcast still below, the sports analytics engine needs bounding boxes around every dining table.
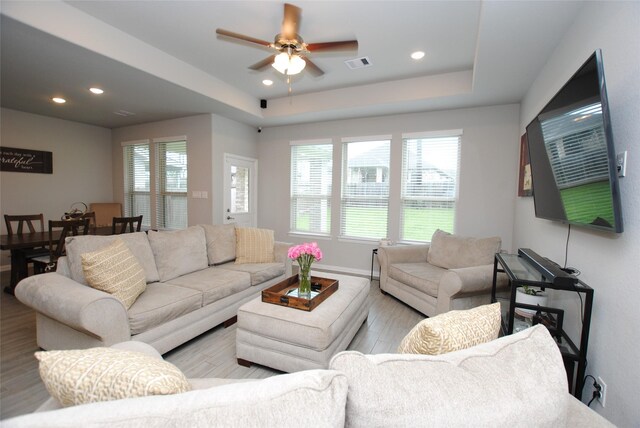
[1,226,113,295]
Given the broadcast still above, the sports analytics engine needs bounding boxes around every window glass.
[401,136,460,241]
[290,143,332,235]
[340,140,390,240]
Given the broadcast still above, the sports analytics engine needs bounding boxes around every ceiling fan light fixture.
[272,52,306,75]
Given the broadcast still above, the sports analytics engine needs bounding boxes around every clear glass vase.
[298,268,311,299]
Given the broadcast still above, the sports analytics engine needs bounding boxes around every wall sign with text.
[0,147,53,174]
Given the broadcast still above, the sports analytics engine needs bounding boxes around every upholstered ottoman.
[236,273,370,373]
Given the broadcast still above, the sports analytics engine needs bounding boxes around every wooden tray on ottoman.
[262,275,339,311]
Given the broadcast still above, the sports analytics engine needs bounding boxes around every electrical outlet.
[616,151,627,177]
[596,376,607,407]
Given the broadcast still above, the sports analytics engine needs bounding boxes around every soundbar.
[517,248,578,287]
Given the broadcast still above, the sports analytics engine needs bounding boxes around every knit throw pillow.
[36,347,191,407]
[81,238,146,309]
[398,303,501,355]
[235,227,275,264]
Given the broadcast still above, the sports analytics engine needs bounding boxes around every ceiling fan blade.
[282,3,301,40]
[249,55,277,71]
[216,29,272,48]
[306,40,359,53]
[304,58,324,77]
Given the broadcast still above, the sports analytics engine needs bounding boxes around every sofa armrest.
[377,245,430,289]
[274,241,294,276]
[436,264,507,314]
[15,273,131,345]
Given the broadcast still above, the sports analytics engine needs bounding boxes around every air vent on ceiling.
[113,110,136,117]
[344,57,372,70]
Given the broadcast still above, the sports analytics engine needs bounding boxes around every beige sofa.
[378,230,507,317]
[15,225,292,354]
[2,326,613,427]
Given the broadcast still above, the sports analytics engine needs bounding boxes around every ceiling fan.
[216,3,358,77]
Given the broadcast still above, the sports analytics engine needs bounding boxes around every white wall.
[0,108,112,266]
[258,104,520,274]
[515,2,640,425]
[111,114,214,226]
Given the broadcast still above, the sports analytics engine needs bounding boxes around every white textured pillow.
[235,227,275,264]
[147,226,209,282]
[397,303,501,355]
[36,347,190,407]
[330,325,568,427]
[81,238,146,309]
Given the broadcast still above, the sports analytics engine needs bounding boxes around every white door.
[223,154,257,227]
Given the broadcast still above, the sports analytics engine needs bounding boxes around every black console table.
[491,252,594,400]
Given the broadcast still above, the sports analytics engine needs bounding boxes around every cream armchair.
[377,230,507,317]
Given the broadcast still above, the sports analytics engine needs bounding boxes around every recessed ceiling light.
[89,87,104,94]
[52,97,66,104]
[411,51,425,60]
[262,79,274,86]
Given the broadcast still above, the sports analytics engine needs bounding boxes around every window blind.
[123,143,151,227]
[156,140,187,230]
[123,139,187,230]
[340,139,390,240]
[290,143,333,235]
[400,135,460,242]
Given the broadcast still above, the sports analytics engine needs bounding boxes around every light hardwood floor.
[0,271,425,420]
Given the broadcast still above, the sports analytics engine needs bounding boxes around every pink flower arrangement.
[288,242,323,298]
[287,242,323,262]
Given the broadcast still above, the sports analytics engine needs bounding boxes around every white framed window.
[400,131,461,242]
[290,139,332,235]
[123,137,187,230]
[340,137,391,240]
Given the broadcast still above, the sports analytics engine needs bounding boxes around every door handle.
[227,216,235,220]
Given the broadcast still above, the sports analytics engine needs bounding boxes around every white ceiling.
[0,1,584,129]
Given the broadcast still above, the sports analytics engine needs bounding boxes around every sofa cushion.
[216,262,285,285]
[35,347,190,407]
[235,227,275,264]
[427,229,501,269]
[397,303,501,354]
[199,224,237,265]
[127,283,202,335]
[81,239,147,309]
[388,262,445,297]
[165,267,251,306]
[329,325,568,427]
[5,370,348,428]
[65,232,160,285]
[148,226,209,282]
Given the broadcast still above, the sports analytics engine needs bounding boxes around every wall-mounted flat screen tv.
[526,49,623,233]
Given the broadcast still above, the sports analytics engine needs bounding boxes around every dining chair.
[82,211,97,230]
[112,215,143,235]
[89,203,122,227]
[30,218,91,273]
[3,214,51,285]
